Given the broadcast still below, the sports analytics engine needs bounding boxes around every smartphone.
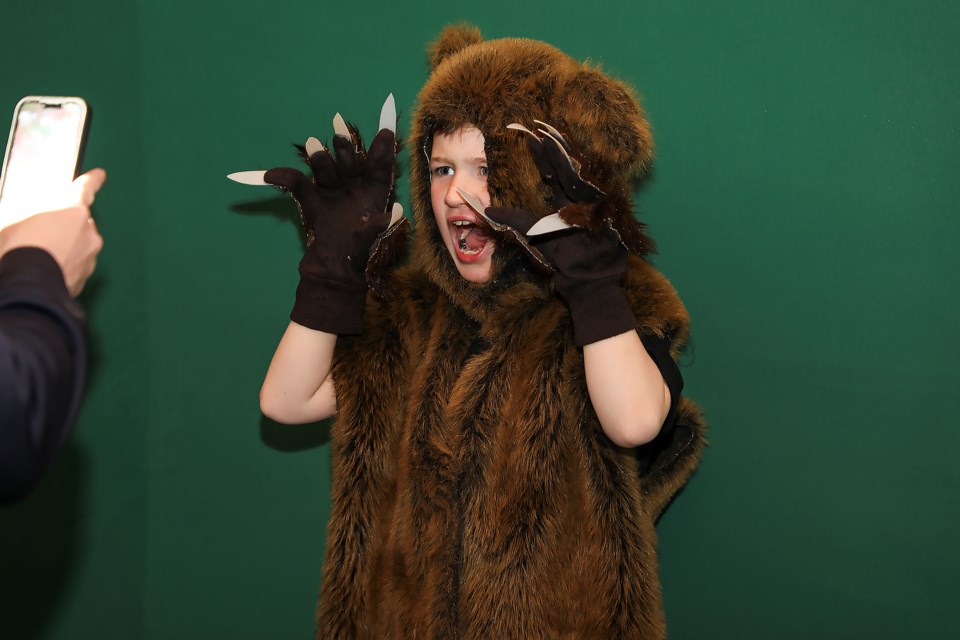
[0,96,91,228]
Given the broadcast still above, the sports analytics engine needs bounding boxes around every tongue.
[463,226,489,250]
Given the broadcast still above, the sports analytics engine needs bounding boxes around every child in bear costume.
[241,24,706,640]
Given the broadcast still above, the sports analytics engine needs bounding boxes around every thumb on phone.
[70,168,107,207]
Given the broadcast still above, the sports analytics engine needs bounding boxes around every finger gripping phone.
[0,96,91,226]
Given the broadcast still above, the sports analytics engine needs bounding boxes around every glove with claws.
[228,94,407,334]
[458,122,635,346]
[507,120,605,222]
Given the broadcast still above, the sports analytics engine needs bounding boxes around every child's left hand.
[458,187,634,346]
[454,121,640,344]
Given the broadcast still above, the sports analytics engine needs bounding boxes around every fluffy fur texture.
[314,25,706,639]
[412,25,655,261]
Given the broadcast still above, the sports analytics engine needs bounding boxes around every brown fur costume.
[316,25,706,639]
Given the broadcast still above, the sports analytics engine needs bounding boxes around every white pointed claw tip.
[332,113,350,139]
[454,187,491,220]
[525,213,574,236]
[305,136,325,157]
[507,123,541,140]
[227,170,269,185]
[389,202,404,227]
[379,93,396,134]
[533,120,563,140]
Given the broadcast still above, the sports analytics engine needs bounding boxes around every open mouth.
[450,219,492,261]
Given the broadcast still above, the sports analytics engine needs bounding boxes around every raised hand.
[0,169,107,297]
[457,123,635,345]
[228,95,408,333]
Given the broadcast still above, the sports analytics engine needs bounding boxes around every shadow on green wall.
[260,417,331,452]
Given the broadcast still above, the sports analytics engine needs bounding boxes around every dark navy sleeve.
[0,247,86,504]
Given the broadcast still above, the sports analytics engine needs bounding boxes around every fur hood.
[408,25,657,322]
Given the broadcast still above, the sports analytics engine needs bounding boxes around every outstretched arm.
[259,322,337,424]
[0,169,106,502]
[468,204,676,446]
[230,96,406,424]
[583,331,670,447]
[0,248,86,502]
[473,122,681,448]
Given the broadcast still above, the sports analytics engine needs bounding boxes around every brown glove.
[479,122,634,345]
[485,207,633,346]
[229,95,406,334]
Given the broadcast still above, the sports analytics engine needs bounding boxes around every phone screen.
[0,97,88,227]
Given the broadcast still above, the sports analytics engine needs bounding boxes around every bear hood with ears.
[407,25,658,318]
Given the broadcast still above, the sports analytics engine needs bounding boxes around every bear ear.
[557,66,654,178]
[428,23,483,69]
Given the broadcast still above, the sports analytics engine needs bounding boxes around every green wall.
[1,1,957,637]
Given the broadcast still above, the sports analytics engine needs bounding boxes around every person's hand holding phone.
[0,96,91,227]
[0,168,106,296]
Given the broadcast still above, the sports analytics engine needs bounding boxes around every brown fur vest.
[318,251,706,639]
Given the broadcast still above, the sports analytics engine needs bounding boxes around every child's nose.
[444,174,471,207]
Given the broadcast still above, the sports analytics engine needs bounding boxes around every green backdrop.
[2,1,957,638]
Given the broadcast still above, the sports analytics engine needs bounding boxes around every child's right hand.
[228,95,406,334]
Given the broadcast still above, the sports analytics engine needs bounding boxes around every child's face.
[429,126,493,283]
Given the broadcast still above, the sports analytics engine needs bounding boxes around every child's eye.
[479,166,488,177]
[433,166,454,177]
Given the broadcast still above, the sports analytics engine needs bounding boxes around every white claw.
[227,170,269,185]
[537,128,575,165]
[305,136,324,156]
[333,113,350,139]
[379,93,396,134]
[389,201,404,227]
[507,123,539,138]
[533,120,563,140]
[455,187,490,220]
[526,213,574,236]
